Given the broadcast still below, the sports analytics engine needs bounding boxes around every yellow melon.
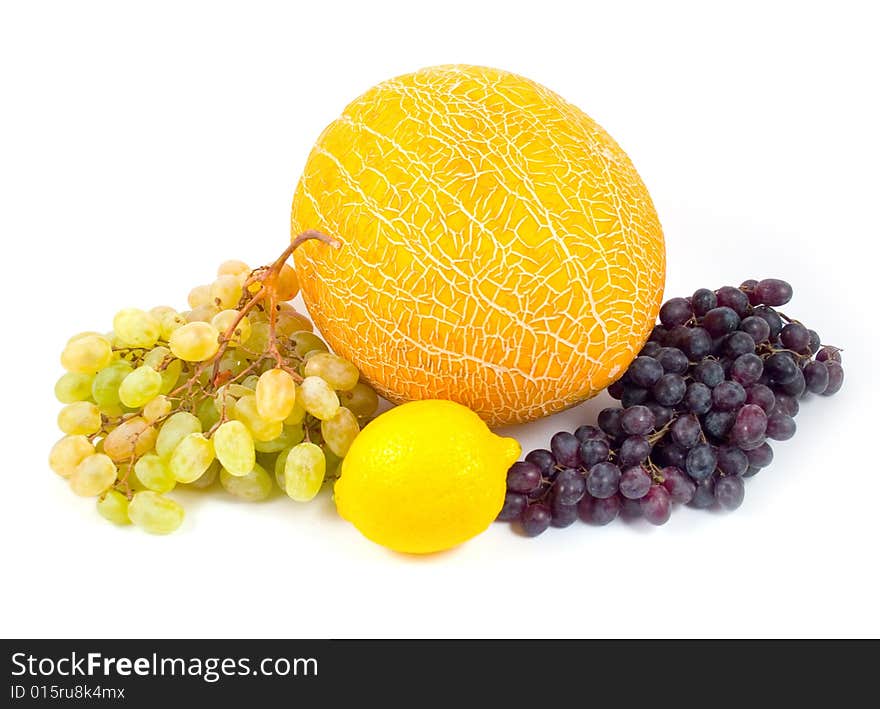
[291,65,665,426]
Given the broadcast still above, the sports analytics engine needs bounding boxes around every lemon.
[334,400,521,554]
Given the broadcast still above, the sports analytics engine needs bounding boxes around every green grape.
[275,263,300,300]
[169,322,220,361]
[143,346,183,394]
[322,446,343,481]
[188,284,212,308]
[212,309,251,347]
[186,304,220,323]
[54,372,95,404]
[49,435,95,477]
[61,334,113,374]
[158,310,187,340]
[276,310,312,338]
[96,490,131,525]
[338,381,380,420]
[255,368,296,422]
[233,394,283,442]
[242,374,260,390]
[181,459,219,489]
[57,401,102,436]
[143,395,172,423]
[217,351,249,378]
[217,259,250,278]
[155,411,202,459]
[220,463,273,501]
[284,442,325,502]
[103,417,156,462]
[134,453,176,493]
[289,331,328,358]
[320,406,359,457]
[213,420,255,477]
[298,376,340,421]
[304,353,359,391]
[91,360,132,409]
[169,432,215,483]
[244,321,270,353]
[283,392,306,425]
[149,305,177,320]
[210,275,243,309]
[253,423,304,453]
[112,308,161,348]
[118,366,162,408]
[196,397,221,431]
[70,453,117,497]
[297,349,325,375]
[128,491,184,534]
[274,447,291,489]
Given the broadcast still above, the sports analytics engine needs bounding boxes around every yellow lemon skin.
[335,400,521,554]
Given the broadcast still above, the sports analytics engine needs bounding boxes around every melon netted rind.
[291,64,665,426]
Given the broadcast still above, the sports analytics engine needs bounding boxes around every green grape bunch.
[49,232,380,534]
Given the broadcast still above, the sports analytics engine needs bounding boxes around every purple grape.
[521,504,552,537]
[685,443,717,481]
[745,383,776,413]
[765,352,799,384]
[587,462,621,499]
[803,360,829,394]
[807,330,821,355]
[660,466,696,504]
[780,323,811,353]
[664,326,691,351]
[579,438,610,468]
[659,297,693,328]
[743,465,761,478]
[619,465,652,500]
[823,361,844,395]
[730,404,768,449]
[598,408,624,438]
[646,402,674,429]
[730,353,763,386]
[650,325,668,344]
[528,481,551,501]
[607,379,626,400]
[640,485,672,525]
[671,414,702,449]
[574,425,606,443]
[753,306,784,339]
[739,315,771,344]
[725,331,756,358]
[627,356,664,388]
[497,491,528,521]
[552,468,587,505]
[816,347,841,363]
[716,286,750,317]
[654,441,688,469]
[741,279,759,304]
[525,449,557,477]
[621,405,655,435]
[692,288,717,316]
[703,307,741,337]
[745,442,773,469]
[772,392,800,417]
[690,478,717,509]
[716,444,749,477]
[618,435,651,467]
[653,373,687,406]
[640,340,662,358]
[754,278,793,306]
[777,367,806,398]
[506,461,543,493]
[715,475,745,511]
[657,347,689,374]
[620,496,643,519]
[577,494,620,525]
[712,380,746,411]
[621,387,650,408]
[693,360,725,388]
[766,413,796,441]
[702,409,734,441]
[550,499,579,528]
[684,382,713,414]
[681,327,713,360]
[550,431,581,468]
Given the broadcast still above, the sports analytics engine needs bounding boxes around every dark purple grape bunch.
[497,278,844,537]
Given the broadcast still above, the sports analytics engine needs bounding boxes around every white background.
[1,0,877,638]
